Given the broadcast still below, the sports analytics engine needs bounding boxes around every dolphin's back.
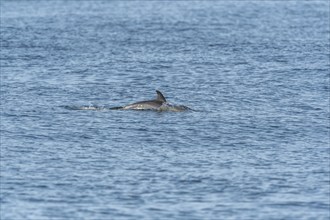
[109,90,189,111]
[122,100,163,110]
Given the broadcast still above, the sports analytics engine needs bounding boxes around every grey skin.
[110,90,190,112]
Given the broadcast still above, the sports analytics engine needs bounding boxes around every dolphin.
[110,90,190,112]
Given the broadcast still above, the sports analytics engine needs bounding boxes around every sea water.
[1,1,329,219]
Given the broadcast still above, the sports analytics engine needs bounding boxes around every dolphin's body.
[110,90,190,112]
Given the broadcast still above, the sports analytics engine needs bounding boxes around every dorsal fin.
[156,90,166,102]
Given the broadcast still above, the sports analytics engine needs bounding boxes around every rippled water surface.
[1,1,329,219]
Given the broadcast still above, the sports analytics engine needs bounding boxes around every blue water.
[1,1,329,219]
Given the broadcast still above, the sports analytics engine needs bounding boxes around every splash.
[63,105,107,111]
